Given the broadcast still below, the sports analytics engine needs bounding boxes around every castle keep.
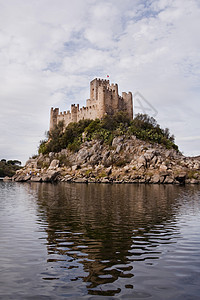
[50,78,133,131]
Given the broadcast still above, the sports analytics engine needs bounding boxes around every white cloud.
[0,0,200,163]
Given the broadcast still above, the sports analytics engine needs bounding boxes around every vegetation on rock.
[39,112,178,155]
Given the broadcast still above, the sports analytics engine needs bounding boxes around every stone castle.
[50,78,133,131]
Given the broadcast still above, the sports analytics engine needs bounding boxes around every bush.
[38,140,48,154]
[38,112,178,154]
[129,113,178,150]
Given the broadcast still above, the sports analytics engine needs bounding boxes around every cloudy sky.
[0,0,200,164]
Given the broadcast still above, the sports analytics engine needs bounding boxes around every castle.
[50,78,133,131]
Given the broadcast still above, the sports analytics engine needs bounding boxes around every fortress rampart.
[50,78,133,131]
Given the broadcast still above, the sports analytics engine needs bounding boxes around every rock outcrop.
[11,136,200,184]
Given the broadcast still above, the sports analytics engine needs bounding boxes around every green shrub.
[38,140,48,154]
[38,112,178,154]
[91,128,111,143]
[67,136,82,152]
[85,119,101,136]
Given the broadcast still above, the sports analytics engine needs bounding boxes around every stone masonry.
[50,78,133,131]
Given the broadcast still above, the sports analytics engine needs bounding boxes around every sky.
[0,0,200,164]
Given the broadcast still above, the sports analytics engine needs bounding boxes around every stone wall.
[50,78,133,131]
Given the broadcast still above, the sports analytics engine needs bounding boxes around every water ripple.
[1,182,200,299]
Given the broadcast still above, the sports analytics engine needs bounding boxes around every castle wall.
[50,78,133,131]
[57,110,72,128]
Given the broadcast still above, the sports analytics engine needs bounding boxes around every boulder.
[64,175,73,182]
[105,166,112,176]
[189,178,199,184]
[49,152,55,158]
[102,151,110,166]
[90,154,100,165]
[49,159,59,170]
[112,136,124,147]
[103,151,110,158]
[91,141,101,153]
[137,155,146,169]
[88,178,96,183]
[151,174,160,184]
[60,149,68,156]
[150,156,157,166]
[30,176,42,182]
[144,149,155,161]
[74,178,88,183]
[76,148,91,161]
[123,166,130,173]
[72,165,78,171]
[145,175,151,183]
[159,176,165,184]
[42,170,60,182]
[23,174,31,181]
[25,158,37,169]
[3,176,12,181]
[116,144,123,153]
[14,174,27,182]
[194,162,200,170]
[165,150,177,158]
[101,178,110,183]
[159,164,168,172]
[139,178,146,183]
[164,176,174,184]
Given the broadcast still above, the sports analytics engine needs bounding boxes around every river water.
[0,182,200,299]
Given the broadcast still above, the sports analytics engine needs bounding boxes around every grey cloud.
[0,0,200,163]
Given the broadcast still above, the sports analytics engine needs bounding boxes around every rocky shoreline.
[5,135,200,184]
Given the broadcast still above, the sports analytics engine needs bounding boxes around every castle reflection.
[25,183,189,296]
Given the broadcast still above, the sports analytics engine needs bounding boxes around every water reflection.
[24,183,198,296]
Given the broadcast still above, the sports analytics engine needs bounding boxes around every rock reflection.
[28,183,187,296]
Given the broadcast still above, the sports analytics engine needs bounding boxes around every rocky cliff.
[10,135,200,184]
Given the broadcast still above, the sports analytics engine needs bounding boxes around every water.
[0,182,200,299]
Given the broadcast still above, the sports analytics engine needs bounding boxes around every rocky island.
[11,113,200,185]
[8,78,200,184]
[12,135,200,185]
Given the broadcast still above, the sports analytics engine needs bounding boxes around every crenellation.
[50,78,133,131]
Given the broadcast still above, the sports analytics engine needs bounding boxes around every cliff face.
[11,135,200,184]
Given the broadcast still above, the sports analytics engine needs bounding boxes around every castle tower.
[50,107,59,131]
[122,92,133,119]
[90,78,110,101]
[110,83,119,112]
[49,78,133,131]
[71,104,78,123]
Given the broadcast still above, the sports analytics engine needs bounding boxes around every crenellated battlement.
[50,78,133,131]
